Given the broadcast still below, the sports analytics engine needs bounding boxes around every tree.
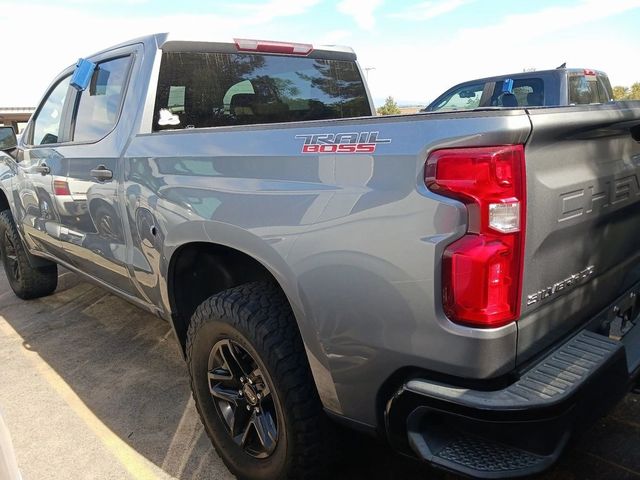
[613,86,629,100]
[612,82,640,100]
[377,96,401,115]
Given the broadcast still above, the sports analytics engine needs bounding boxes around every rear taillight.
[425,145,526,328]
[234,38,313,56]
[53,179,71,196]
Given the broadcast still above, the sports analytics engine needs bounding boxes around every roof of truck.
[86,32,356,60]
[451,68,609,87]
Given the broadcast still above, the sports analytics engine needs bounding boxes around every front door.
[16,75,74,264]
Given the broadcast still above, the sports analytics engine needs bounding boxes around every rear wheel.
[0,210,57,299]
[186,281,330,480]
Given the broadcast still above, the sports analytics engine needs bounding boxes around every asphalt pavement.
[1,269,639,479]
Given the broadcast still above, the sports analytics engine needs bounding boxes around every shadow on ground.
[1,271,640,479]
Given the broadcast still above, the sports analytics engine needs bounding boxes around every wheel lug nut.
[240,376,245,383]
[238,390,243,396]
[254,407,260,414]
[256,393,261,400]
[246,405,251,411]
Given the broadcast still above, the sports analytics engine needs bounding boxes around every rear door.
[56,48,138,295]
[517,104,640,362]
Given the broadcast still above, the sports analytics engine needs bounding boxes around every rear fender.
[160,219,342,413]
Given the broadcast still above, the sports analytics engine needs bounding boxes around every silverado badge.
[527,266,595,306]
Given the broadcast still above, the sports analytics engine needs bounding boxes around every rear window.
[568,73,612,104]
[153,51,371,131]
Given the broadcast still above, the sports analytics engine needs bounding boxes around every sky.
[1,0,639,107]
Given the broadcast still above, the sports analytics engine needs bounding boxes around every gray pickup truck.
[0,33,639,480]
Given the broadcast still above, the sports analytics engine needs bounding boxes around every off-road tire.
[0,210,57,299]
[186,281,330,480]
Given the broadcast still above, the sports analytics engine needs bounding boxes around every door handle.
[33,163,50,175]
[90,165,113,181]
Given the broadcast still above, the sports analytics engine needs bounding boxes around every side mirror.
[0,127,17,151]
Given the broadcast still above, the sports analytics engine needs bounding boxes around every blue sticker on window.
[502,78,514,94]
[70,58,96,91]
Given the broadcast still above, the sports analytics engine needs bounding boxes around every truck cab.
[424,67,614,112]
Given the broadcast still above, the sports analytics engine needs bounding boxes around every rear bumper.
[385,326,640,478]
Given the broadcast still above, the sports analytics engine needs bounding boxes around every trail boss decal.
[295,132,391,154]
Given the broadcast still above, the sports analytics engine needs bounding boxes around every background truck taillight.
[425,145,526,328]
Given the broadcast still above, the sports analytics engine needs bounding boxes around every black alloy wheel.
[208,338,278,458]
[3,230,20,283]
[0,210,57,299]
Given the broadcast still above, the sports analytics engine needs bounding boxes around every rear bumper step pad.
[385,330,635,478]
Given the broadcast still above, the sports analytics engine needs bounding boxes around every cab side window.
[31,76,71,146]
[72,56,131,142]
[597,77,613,102]
[492,78,544,107]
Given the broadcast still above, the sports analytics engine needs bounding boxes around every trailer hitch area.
[607,291,639,341]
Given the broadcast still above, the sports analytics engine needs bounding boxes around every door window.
[73,56,131,142]
[31,76,71,146]
[491,78,544,107]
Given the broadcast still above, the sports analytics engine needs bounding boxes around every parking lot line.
[0,314,160,480]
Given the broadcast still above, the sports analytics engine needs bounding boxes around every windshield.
[427,83,484,112]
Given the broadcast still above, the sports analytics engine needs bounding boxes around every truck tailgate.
[518,103,640,363]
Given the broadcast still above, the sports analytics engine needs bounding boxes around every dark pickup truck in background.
[424,67,614,112]
[0,33,639,480]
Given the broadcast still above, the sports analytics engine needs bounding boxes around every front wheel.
[186,282,330,480]
[0,210,57,299]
